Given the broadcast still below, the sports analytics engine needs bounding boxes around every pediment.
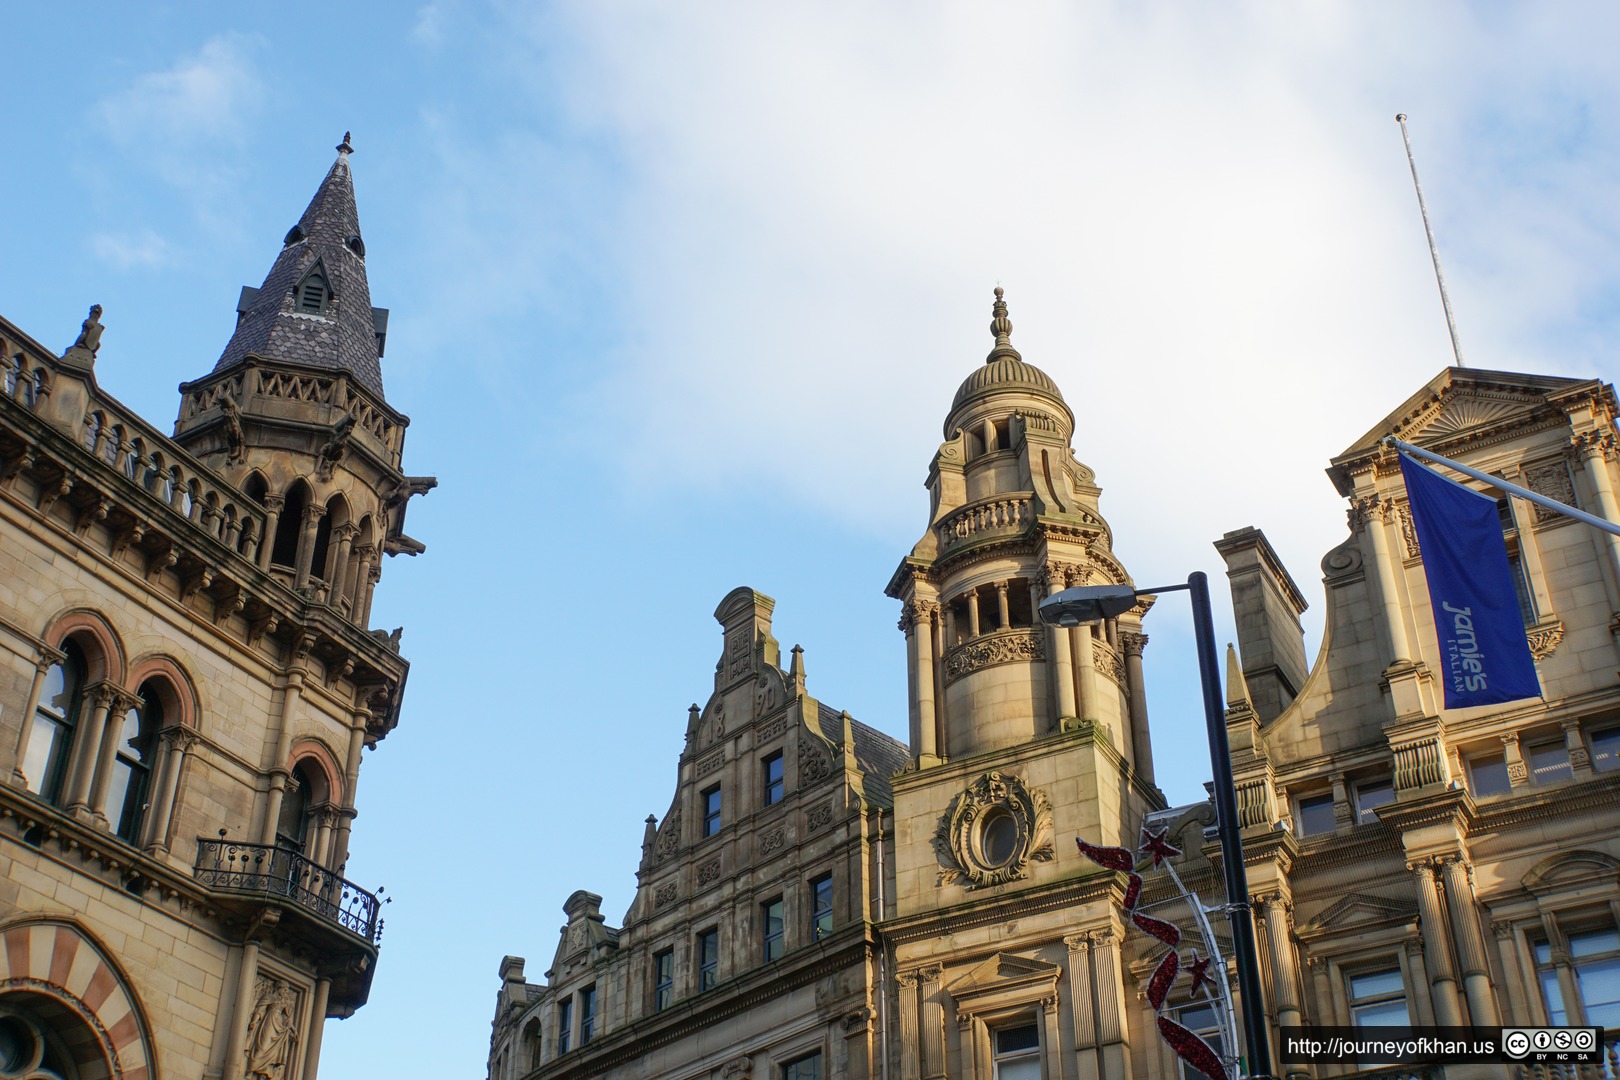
[947,952,1061,1002]
[1523,850,1620,893]
[1300,892,1416,937]
[1337,367,1586,459]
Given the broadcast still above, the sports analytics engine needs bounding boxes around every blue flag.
[1398,452,1541,708]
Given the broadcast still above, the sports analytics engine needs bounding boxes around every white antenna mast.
[1396,113,1466,368]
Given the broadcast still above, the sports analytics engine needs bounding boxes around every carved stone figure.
[221,396,248,464]
[245,975,300,1080]
[62,304,105,366]
[315,413,356,480]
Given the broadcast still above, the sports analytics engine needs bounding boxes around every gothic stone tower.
[881,290,1164,1080]
[0,136,430,1080]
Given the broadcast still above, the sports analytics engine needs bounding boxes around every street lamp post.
[1040,570,1274,1080]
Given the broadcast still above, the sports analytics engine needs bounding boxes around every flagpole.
[1396,113,1466,369]
[1385,436,1620,539]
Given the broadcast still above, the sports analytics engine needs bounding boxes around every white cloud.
[88,229,173,270]
[96,33,265,194]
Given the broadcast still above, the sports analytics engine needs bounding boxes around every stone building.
[0,136,431,1079]
[487,292,1620,1080]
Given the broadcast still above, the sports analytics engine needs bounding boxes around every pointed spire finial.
[987,286,1021,363]
[337,132,353,157]
[1225,643,1253,709]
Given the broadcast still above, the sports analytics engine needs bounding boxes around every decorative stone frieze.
[933,771,1054,889]
[942,628,1045,683]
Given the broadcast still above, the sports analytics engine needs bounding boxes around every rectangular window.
[1536,927,1620,1028]
[1295,792,1336,836]
[654,949,673,1011]
[1592,726,1620,773]
[1528,740,1572,784]
[763,751,785,806]
[1354,779,1394,825]
[810,874,834,941]
[762,896,785,962]
[782,1052,823,1080]
[1467,751,1511,797]
[992,1024,1041,1080]
[1496,498,1538,625]
[1348,968,1410,1027]
[557,997,572,1054]
[1174,1003,1227,1080]
[579,984,595,1045]
[703,785,722,837]
[698,928,719,991]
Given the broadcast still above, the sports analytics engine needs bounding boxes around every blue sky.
[6,4,1620,1076]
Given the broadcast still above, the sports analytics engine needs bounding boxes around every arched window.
[106,686,159,843]
[295,266,330,315]
[276,764,315,855]
[270,483,308,568]
[243,472,269,505]
[23,643,85,803]
[0,995,87,1079]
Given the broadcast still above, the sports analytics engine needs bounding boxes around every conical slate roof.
[213,135,386,397]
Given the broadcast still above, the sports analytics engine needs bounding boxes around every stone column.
[1440,858,1498,1024]
[1042,569,1078,722]
[1404,937,1437,1027]
[222,941,262,1080]
[897,971,921,1080]
[141,728,195,853]
[1575,434,1620,604]
[995,582,1010,630]
[302,977,332,1080]
[294,504,327,589]
[331,700,370,871]
[1065,933,1100,1080]
[1505,485,1555,616]
[931,609,948,760]
[10,653,61,788]
[1411,861,1464,1025]
[905,600,939,764]
[259,496,284,569]
[360,562,381,626]
[1491,922,1529,1024]
[1502,731,1529,788]
[1120,631,1154,783]
[87,690,140,824]
[63,683,118,814]
[1091,928,1132,1080]
[310,807,336,869]
[921,967,946,1080]
[1362,495,1414,663]
[258,669,307,847]
[1257,894,1304,1029]
[1068,569,1097,719]
[349,544,376,617]
[1564,718,1594,778]
[966,590,981,637]
[239,519,260,565]
[328,522,359,612]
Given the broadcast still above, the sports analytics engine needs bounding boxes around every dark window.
[782,1051,823,1080]
[296,268,330,314]
[1354,779,1394,825]
[1468,751,1511,797]
[1536,926,1620,1027]
[1348,968,1410,1027]
[993,1024,1041,1080]
[24,641,85,803]
[557,997,572,1054]
[579,985,595,1044]
[763,751,785,806]
[1528,740,1572,784]
[270,483,308,568]
[277,764,314,854]
[811,875,833,941]
[108,686,159,843]
[702,785,722,837]
[762,896,785,962]
[1296,793,1336,836]
[654,949,673,1011]
[698,929,719,991]
[1172,1004,1225,1080]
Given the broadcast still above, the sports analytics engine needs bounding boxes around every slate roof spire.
[212,133,389,398]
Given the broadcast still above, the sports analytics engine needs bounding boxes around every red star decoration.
[1185,951,1214,998]
[1138,826,1181,867]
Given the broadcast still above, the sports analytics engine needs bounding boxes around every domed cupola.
[945,287,1073,435]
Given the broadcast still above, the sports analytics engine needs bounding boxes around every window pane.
[703,787,722,837]
[763,898,784,961]
[1469,754,1511,797]
[23,715,68,797]
[1541,969,1567,1026]
[38,663,69,717]
[1297,794,1336,836]
[1533,941,1552,965]
[1349,969,1405,1000]
[1592,727,1620,772]
[1568,928,1619,959]
[1355,780,1394,823]
[1528,742,1571,783]
[1576,956,1620,1028]
[996,1062,1041,1080]
[812,875,833,940]
[996,1025,1040,1053]
[782,1052,822,1080]
[764,753,784,805]
[1352,999,1410,1027]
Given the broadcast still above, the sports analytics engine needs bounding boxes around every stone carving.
[1321,536,1364,581]
[799,739,832,787]
[220,396,247,464]
[1523,461,1577,522]
[753,675,779,718]
[1118,630,1148,658]
[726,630,750,679]
[654,882,677,908]
[245,975,300,1080]
[695,750,726,779]
[841,1005,874,1032]
[1093,642,1125,687]
[1527,619,1564,660]
[756,714,788,742]
[805,801,834,832]
[1393,739,1444,792]
[655,809,682,859]
[697,858,722,886]
[933,771,1055,889]
[314,414,355,482]
[943,629,1045,683]
[721,1056,753,1078]
[64,304,104,362]
[1397,503,1421,559]
[760,828,786,857]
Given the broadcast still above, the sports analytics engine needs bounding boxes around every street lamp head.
[1038,584,1141,627]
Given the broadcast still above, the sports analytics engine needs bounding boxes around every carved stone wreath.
[934,771,1055,889]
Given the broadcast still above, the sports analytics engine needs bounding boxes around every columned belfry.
[885,287,1158,780]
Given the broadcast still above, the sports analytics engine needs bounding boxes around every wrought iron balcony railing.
[193,839,381,943]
